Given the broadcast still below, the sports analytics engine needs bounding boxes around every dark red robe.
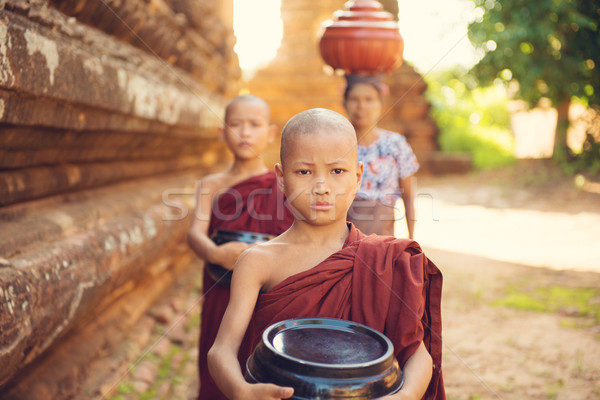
[198,171,294,400]
[246,223,445,400]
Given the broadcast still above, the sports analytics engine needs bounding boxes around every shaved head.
[280,108,357,165]
[224,94,271,122]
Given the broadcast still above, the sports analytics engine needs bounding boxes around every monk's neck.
[228,158,268,180]
[290,220,349,248]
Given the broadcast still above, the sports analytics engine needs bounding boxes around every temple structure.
[247,0,447,172]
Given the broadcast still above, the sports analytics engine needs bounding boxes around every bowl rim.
[261,317,395,370]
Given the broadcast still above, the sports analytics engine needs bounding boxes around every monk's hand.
[239,383,294,400]
[213,241,252,270]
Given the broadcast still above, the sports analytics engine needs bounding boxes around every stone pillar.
[246,0,347,168]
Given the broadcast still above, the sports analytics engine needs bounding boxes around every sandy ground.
[400,163,600,400]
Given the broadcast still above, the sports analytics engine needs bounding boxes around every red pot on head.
[319,0,404,75]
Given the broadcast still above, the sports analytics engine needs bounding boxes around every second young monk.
[208,108,445,400]
[187,94,294,400]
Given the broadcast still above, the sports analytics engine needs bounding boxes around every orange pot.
[319,0,404,75]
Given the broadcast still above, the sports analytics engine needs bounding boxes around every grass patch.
[492,285,600,323]
[115,381,133,395]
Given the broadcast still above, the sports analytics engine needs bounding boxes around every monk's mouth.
[311,203,333,211]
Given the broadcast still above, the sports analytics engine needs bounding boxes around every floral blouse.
[356,130,419,205]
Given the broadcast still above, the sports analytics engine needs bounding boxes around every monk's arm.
[187,179,249,269]
[207,251,294,400]
[386,342,432,400]
[399,175,415,240]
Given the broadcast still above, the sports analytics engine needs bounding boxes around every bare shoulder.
[232,240,283,286]
[198,171,231,193]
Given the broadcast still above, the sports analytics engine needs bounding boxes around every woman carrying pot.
[343,74,419,238]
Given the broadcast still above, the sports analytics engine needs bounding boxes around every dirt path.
[410,162,600,400]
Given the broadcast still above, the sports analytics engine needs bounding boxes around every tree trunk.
[553,97,571,160]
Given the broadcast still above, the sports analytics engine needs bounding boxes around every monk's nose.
[312,178,330,195]
[238,123,250,137]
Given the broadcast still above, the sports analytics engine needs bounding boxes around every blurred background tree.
[425,67,515,169]
[467,0,600,170]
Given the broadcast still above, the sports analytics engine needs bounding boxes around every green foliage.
[425,68,516,169]
[468,0,600,109]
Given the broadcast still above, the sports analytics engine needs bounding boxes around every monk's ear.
[355,161,364,191]
[267,124,277,143]
[275,163,285,192]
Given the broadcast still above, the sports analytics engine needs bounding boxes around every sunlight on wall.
[233,0,283,80]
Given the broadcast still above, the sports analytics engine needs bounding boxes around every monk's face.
[219,99,275,161]
[277,130,363,225]
[343,83,383,134]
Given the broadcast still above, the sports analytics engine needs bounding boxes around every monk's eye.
[332,168,344,174]
[297,169,311,175]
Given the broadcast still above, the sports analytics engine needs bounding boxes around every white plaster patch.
[129,225,143,245]
[47,211,75,232]
[144,216,157,238]
[119,230,130,253]
[157,85,188,125]
[0,22,15,86]
[117,68,127,89]
[104,235,117,251]
[24,29,59,85]
[83,56,104,75]
[127,75,158,119]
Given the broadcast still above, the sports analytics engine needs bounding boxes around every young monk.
[187,94,294,400]
[208,108,445,400]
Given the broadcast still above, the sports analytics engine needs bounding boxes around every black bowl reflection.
[245,318,403,399]
[206,229,274,286]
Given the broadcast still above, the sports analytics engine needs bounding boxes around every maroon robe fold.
[246,223,445,400]
[198,171,294,400]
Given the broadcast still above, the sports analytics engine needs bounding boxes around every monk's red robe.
[246,223,445,400]
[198,171,294,400]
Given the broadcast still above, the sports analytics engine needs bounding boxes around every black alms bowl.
[245,318,404,399]
[206,229,274,286]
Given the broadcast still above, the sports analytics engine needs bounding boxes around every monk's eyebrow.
[290,160,314,167]
[326,158,350,165]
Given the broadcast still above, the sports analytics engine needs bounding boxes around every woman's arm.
[399,175,416,239]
